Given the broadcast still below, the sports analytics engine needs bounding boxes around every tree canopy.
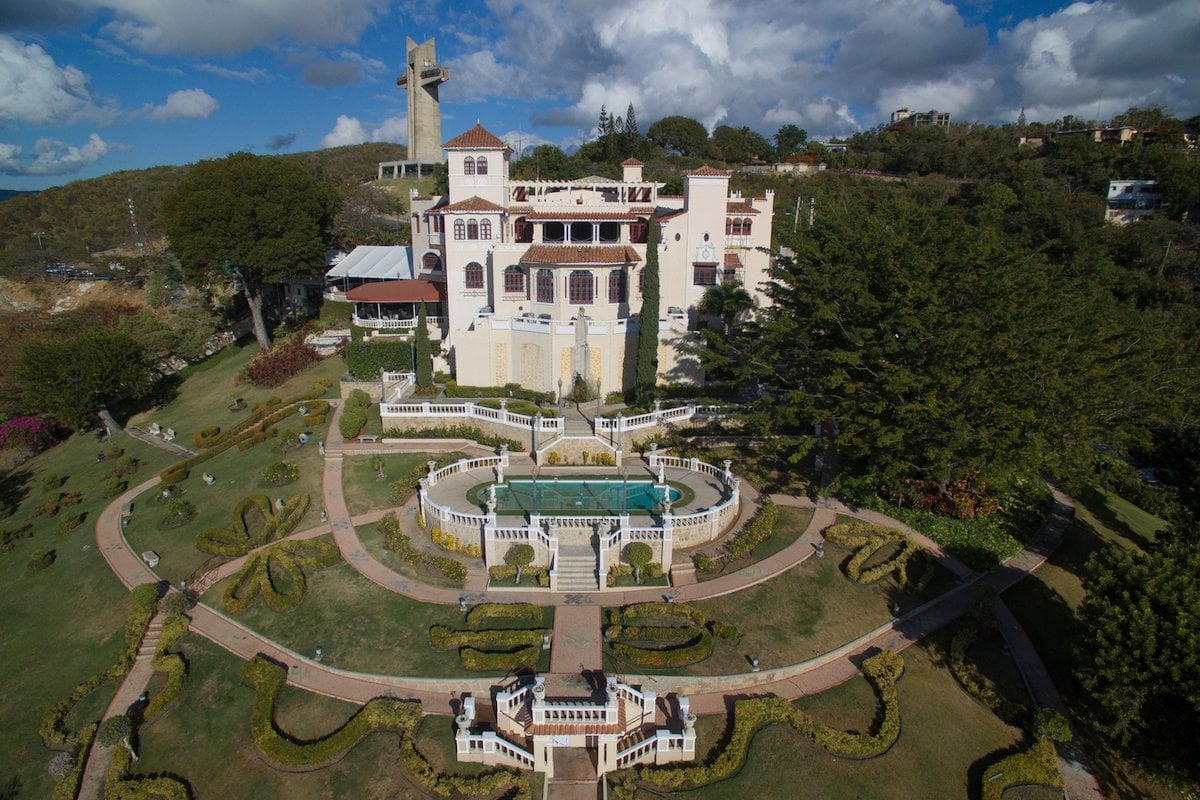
[163,152,340,350]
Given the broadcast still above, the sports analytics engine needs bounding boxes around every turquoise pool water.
[492,479,681,513]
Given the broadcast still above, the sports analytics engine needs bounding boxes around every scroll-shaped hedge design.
[641,650,905,791]
[196,493,310,556]
[241,656,529,798]
[604,602,736,668]
[429,604,549,672]
[822,521,935,591]
[223,538,340,613]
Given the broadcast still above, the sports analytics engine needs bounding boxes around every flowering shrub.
[0,416,54,452]
[243,335,321,388]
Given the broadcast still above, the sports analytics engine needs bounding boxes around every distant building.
[1105,180,1165,224]
[890,108,951,128]
[1054,126,1137,145]
[741,155,826,176]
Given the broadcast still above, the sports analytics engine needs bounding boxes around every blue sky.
[1,0,1197,191]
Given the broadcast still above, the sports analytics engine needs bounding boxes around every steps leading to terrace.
[555,544,599,592]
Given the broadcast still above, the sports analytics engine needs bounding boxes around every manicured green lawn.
[205,559,551,677]
[637,631,1024,799]
[134,633,503,799]
[123,431,328,585]
[358,519,481,588]
[695,506,814,579]
[1004,487,1177,800]
[0,432,176,798]
[125,344,344,439]
[608,533,957,676]
[342,452,463,517]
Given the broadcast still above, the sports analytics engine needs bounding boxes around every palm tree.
[697,281,753,337]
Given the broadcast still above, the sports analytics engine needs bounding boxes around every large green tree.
[760,191,1196,492]
[15,329,149,429]
[1077,529,1200,770]
[634,220,661,404]
[647,116,711,158]
[163,152,340,351]
[414,302,433,388]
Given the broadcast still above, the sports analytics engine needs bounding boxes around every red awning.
[346,279,446,303]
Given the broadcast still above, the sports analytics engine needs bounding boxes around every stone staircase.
[555,543,599,592]
[137,619,163,662]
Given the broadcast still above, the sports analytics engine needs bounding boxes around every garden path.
[91,409,1101,798]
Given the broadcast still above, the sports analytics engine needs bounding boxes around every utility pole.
[793,196,801,231]
[32,231,45,249]
[128,195,140,238]
[809,197,816,228]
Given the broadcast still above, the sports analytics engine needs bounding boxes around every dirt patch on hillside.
[0,278,148,315]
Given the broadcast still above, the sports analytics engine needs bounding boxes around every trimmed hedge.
[430,624,547,671]
[466,603,546,627]
[488,564,551,587]
[379,512,467,584]
[240,656,526,797]
[641,650,905,790]
[193,425,221,448]
[612,630,713,667]
[195,493,309,557]
[981,738,1063,800]
[727,500,779,560]
[223,539,340,613]
[344,339,413,379]
[391,454,458,505]
[949,622,1029,727]
[106,746,192,800]
[431,526,482,558]
[50,722,96,800]
[617,601,707,627]
[605,602,717,667]
[381,424,526,452]
[339,389,371,439]
[443,380,554,404]
[822,521,934,592]
[460,646,542,671]
[145,613,190,721]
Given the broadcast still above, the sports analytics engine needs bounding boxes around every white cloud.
[93,0,389,55]
[0,133,116,176]
[0,35,113,124]
[142,88,218,121]
[320,113,406,148]
[197,63,272,82]
[498,130,553,158]
[999,0,1200,123]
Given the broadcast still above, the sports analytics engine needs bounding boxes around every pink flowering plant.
[0,417,55,452]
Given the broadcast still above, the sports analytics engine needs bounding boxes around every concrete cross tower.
[398,37,449,164]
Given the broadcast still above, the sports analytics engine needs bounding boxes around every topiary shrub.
[727,500,779,559]
[27,548,56,572]
[194,425,222,447]
[625,541,654,584]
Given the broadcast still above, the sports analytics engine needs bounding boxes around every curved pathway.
[92,407,1101,798]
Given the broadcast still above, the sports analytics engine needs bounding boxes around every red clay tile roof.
[726,201,760,214]
[724,252,744,268]
[523,211,640,221]
[686,165,732,177]
[621,157,644,166]
[435,196,506,213]
[346,279,446,303]
[444,123,509,150]
[520,245,642,266]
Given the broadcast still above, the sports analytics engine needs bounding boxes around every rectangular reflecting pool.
[492,479,682,513]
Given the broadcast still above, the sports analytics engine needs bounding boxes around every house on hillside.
[333,123,775,394]
[1105,180,1165,224]
[889,108,951,128]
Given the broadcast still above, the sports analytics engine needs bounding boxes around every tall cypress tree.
[634,220,661,405]
[414,303,433,388]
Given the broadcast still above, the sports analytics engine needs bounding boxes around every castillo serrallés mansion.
[340,123,775,394]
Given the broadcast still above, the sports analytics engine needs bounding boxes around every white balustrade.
[380,400,562,434]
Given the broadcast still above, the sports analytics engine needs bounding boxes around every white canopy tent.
[325,246,414,291]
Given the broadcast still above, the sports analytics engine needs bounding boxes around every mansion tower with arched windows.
[408,123,774,393]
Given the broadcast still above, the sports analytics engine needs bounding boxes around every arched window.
[463,156,476,175]
[465,261,484,290]
[453,219,465,240]
[422,252,442,272]
[598,221,620,242]
[504,265,525,294]
[543,221,565,243]
[725,218,735,235]
[467,219,479,240]
[536,268,554,303]
[480,219,492,240]
[569,270,594,305]
[608,270,627,304]
[742,217,752,235]
[630,217,649,243]
[476,156,488,175]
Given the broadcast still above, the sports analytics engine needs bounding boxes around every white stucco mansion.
[336,123,775,394]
